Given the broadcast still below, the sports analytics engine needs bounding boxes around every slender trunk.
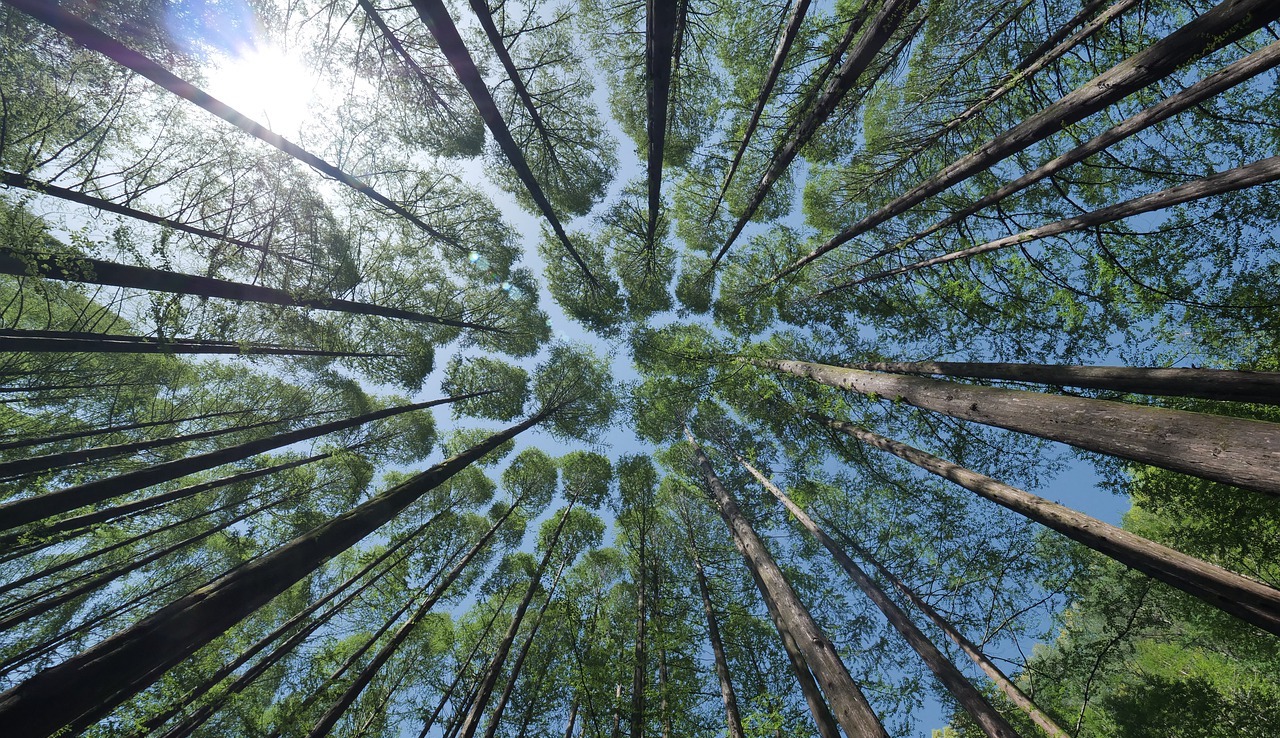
[0,413,296,480]
[0,171,314,266]
[513,648,554,738]
[808,411,1280,635]
[0,332,396,357]
[0,393,483,532]
[824,38,1280,286]
[630,542,648,738]
[711,0,921,267]
[737,457,1021,738]
[612,683,624,738]
[653,564,671,738]
[838,533,1071,738]
[684,428,888,738]
[408,0,598,286]
[0,407,249,452]
[777,0,1280,280]
[645,0,679,251]
[136,515,437,736]
[354,0,455,113]
[306,499,524,737]
[0,251,496,331]
[831,360,1280,405]
[755,358,1280,497]
[706,0,813,223]
[855,155,1280,283]
[563,698,579,738]
[1,0,463,249]
[685,528,745,738]
[0,379,155,394]
[456,500,579,738]
[480,561,571,738]
[0,408,553,736]
[0,454,328,556]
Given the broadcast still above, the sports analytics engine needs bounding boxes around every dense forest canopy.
[0,0,1277,736]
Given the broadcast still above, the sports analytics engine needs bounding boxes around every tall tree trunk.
[307,499,525,737]
[706,0,813,224]
[630,538,648,738]
[0,408,250,452]
[737,457,1022,738]
[0,171,314,266]
[807,411,1280,635]
[563,698,579,738]
[711,0,922,267]
[754,358,1280,497]
[354,0,456,114]
[821,38,1280,289]
[0,393,483,532]
[0,407,554,737]
[0,454,328,556]
[684,427,888,738]
[776,0,1280,280]
[0,250,496,331]
[854,155,1280,283]
[837,532,1072,738]
[456,499,579,738]
[684,522,746,738]
[407,0,599,286]
[0,0,464,249]
[830,360,1280,405]
[644,0,679,251]
[652,564,671,738]
[0,330,397,358]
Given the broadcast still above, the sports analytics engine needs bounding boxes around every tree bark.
[807,411,1280,635]
[0,250,497,331]
[0,407,249,453]
[755,358,1280,497]
[776,0,1280,280]
[0,407,552,737]
[836,533,1072,738]
[0,394,481,532]
[0,331,397,357]
[684,523,746,738]
[830,360,1280,405]
[854,155,1280,283]
[645,0,679,251]
[737,456,1022,738]
[684,427,888,738]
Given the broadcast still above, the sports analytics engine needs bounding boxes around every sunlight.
[204,42,316,136]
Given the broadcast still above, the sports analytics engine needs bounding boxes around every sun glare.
[204,43,316,136]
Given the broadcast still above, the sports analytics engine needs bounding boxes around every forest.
[0,0,1277,736]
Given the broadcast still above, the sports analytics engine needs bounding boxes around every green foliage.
[442,356,530,421]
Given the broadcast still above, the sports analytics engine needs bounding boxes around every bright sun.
[204,44,316,136]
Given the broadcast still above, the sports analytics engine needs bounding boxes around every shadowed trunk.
[0,407,249,453]
[683,521,745,738]
[644,0,679,252]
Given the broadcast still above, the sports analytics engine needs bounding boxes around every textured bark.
[706,0,813,224]
[832,360,1280,405]
[822,38,1280,288]
[408,0,598,286]
[0,394,480,532]
[737,457,1022,738]
[645,0,679,251]
[756,358,1280,497]
[0,250,495,331]
[711,0,922,267]
[685,428,888,738]
[456,500,578,738]
[854,155,1280,283]
[0,171,314,266]
[306,501,522,738]
[808,411,1280,635]
[684,525,745,738]
[0,408,550,736]
[837,534,1072,738]
[777,0,1280,280]
[1,0,463,249]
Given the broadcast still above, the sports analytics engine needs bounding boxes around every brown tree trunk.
[737,457,1022,738]
[0,330,397,357]
[807,411,1280,635]
[837,533,1072,738]
[777,0,1280,280]
[644,0,679,251]
[684,427,888,738]
[855,155,1280,283]
[0,408,553,737]
[0,394,481,532]
[755,358,1280,497]
[831,360,1280,405]
[684,524,746,738]
[563,698,579,738]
